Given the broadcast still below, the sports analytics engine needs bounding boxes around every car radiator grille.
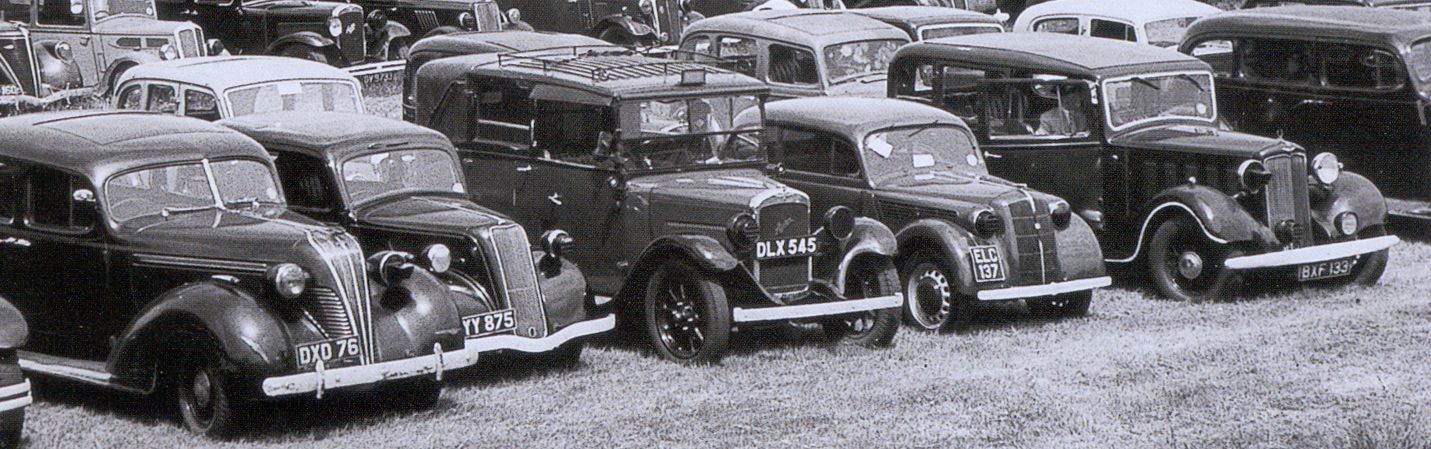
[998,194,1061,287]
[487,225,549,337]
[754,202,810,294]
[301,287,355,339]
[339,8,367,64]
[1263,153,1312,244]
[306,230,375,364]
[177,29,200,57]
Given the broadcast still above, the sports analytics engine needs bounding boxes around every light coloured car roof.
[117,56,360,92]
[685,10,910,49]
[1015,0,1221,27]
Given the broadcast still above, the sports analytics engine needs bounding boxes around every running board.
[18,351,146,394]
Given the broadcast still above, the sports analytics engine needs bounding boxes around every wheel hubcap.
[906,267,951,328]
[656,281,704,359]
[192,370,212,409]
[1177,251,1204,280]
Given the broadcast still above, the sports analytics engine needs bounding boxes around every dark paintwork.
[0,24,41,101]
[906,32,1208,79]
[155,0,371,67]
[402,31,613,120]
[7,0,204,90]
[1241,0,1431,8]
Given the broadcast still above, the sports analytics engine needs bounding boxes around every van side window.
[1238,38,1318,86]
[1089,19,1135,42]
[769,44,818,85]
[533,100,610,166]
[1322,44,1405,90]
[27,168,94,232]
[473,78,533,147]
[36,0,83,26]
[1033,18,1079,35]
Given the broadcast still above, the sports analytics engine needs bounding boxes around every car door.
[768,125,874,220]
[1213,37,1323,140]
[455,76,533,216]
[26,0,101,86]
[1304,43,1423,196]
[976,78,1103,214]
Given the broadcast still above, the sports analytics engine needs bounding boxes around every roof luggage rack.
[496,46,730,83]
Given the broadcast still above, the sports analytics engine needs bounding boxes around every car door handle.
[547,192,563,205]
[0,237,31,248]
[516,165,533,172]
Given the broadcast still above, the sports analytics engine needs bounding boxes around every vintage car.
[495,0,687,46]
[413,49,905,363]
[0,111,483,437]
[1242,0,1431,10]
[0,298,30,448]
[677,10,909,99]
[403,31,613,121]
[888,33,1400,302]
[739,98,1109,329]
[153,0,382,67]
[844,0,1000,13]
[219,112,613,363]
[850,6,1003,41]
[113,56,362,121]
[1,0,211,93]
[2,22,50,114]
[1012,0,1220,48]
[1179,6,1431,222]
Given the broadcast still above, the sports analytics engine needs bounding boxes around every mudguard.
[372,269,466,356]
[612,234,740,304]
[33,41,81,89]
[0,298,28,350]
[894,218,980,297]
[1052,214,1106,281]
[266,31,337,54]
[108,282,291,391]
[593,15,658,40]
[1111,184,1278,262]
[821,217,898,293]
[1312,172,1387,235]
[384,22,412,41]
[532,251,590,330]
[102,54,162,91]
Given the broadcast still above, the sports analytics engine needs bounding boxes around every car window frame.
[977,77,1101,143]
[1088,18,1138,43]
[767,41,822,88]
[770,124,866,183]
[1030,16,1082,36]
[23,165,98,236]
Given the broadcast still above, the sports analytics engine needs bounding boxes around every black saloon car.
[154,0,381,67]
[0,111,482,437]
[0,298,29,447]
[741,98,1109,329]
[413,48,905,363]
[1179,6,1431,221]
[220,112,614,363]
[889,33,1399,302]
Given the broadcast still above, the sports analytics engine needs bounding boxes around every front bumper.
[732,294,903,323]
[0,380,30,413]
[976,276,1112,301]
[261,343,479,398]
[464,314,614,353]
[1225,236,1399,270]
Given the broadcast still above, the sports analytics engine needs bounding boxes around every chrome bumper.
[463,314,615,353]
[0,380,30,413]
[976,276,1112,301]
[1225,236,1399,270]
[732,294,903,323]
[261,343,479,398]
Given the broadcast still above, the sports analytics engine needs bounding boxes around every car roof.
[411,30,614,56]
[851,6,1003,30]
[1016,0,1220,25]
[756,97,969,140]
[900,32,1209,79]
[219,112,454,162]
[1183,6,1431,49]
[684,10,910,48]
[0,111,268,185]
[417,48,770,101]
[117,56,359,92]
[0,22,20,34]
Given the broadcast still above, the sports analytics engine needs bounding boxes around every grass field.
[17,79,1431,449]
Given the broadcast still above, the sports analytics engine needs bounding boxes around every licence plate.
[0,85,20,96]
[463,309,516,338]
[1297,256,1358,282]
[755,236,819,260]
[296,336,362,369]
[969,245,1006,283]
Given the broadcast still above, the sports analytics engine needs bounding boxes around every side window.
[681,35,712,56]
[1238,38,1318,86]
[431,82,470,142]
[26,168,94,232]
[1089,19,1135,42]
[183,89,221,121]
[473,78,533,147]
[270,151,337,212]
[533,100,610,166]
[36,0,82,26]
[1,0,32,22]
[1032,18,1079,35]
[1322,44,1405,91]
[777,127,856,177]
[0,161,21,225]
[986,81,1091,139]
[1189,39,1235,76]
[939,66,989,127]
[830,138,860,178]
[717,36,758,77]
[769,44,818,85]
[117,85,143,110]
[146,84,178,113]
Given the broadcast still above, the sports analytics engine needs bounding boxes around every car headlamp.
[540,230,575,259]
[1312,152,1341,186]
[421,244,452,274]
[727,214,759,248]
[1335,212,1359,236]
[1237,159,1271,193]
[159,44,177,60]
[823,206,855,240]
[328,17,344,37]
[972,209,1003,238]
[268,263,310,300]
[1050,199,1071,229]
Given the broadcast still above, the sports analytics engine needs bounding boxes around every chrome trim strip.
[1224,236,1399,270]
[1107,202,1230,263]
[732,294,902,322]
[976,276,1111,301]
[593,295,613,306]
[0,380,30,412]
[464,314,614,353]
[132,254,268,273]
[305,232,372,365]
[261,347,479,397]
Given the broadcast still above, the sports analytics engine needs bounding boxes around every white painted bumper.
[0,380,31,413]
[976,276,1112,301]
[732,294,903,323]
[261,344,479,398]
[1224,236,1399,270]
[463,315,615,353]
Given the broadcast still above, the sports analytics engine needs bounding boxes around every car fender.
[532,251,591,329]
[0,298,28,350]
[893,218,979,297]
[593,15,657,40]
[384,21,413,41]
[822,217,898,293]
[1312,171,1387,235]
[1109,184,1276,263]
[108,282,291,392]
[1052,213,1107,281]
[33,41,82,89]
[612,234,740,305]
[102,54,161,91]
[267,31,337,54]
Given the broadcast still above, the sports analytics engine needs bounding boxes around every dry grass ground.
[15,80,1431,449]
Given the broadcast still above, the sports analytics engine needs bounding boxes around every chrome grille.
[998,194,1061,287]
[177,29,199,57]
[1263,154,1312,243]
[306,230,374,364]
[300,287,354,339]
[754,202,810,294]
[338,7,366,64]
[487,225,549,337]
[416,10,440,31]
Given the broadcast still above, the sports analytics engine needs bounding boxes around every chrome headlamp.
[327,16,344,37]
[823,206,854,240]
[972,209,1003,238]
[1050,199,1071,229]
[268,263,310,300]
[421,244,452,274]
[540,230,575,259]
[1335,212,1359,236]
[1312,153,1341,186]
[1237,159,1271,193]
[159,44,178,60]
[727,214,759,249]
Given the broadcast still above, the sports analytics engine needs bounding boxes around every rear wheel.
[0,409,22,449]
[643,260,731,364]
[824,258,900,348]
[277,45,330,65]
[174,333,250,439]
[900,249,974,331]
[1147,217,1243,303]
[1026,291,1092,318]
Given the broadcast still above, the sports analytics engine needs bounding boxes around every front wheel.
[1147,217,1243,303]
[175,334,250,439]
[643,260,731,364]
[900,249,974,331]
[1345,225,1389,286]
[1026,291,1092,318]
[824,258,900,348]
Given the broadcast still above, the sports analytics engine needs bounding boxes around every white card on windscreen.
[913,154,934,168]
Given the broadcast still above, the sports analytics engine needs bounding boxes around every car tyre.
[900,249,974,331]
[1147,217,1243,303]
[1026,291,1092,318]
[643,260,730,365]
[0,409,22,449]
[1346,225,1389,286]
[824,258,900,348]
[175,332,251,439]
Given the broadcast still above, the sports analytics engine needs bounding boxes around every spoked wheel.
[900,249,974,331]
[643,260,730,364]
[175,334,249,439]
[824,258,900,348]
[1026,291,1092,318]
[1147,217,1243,303]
